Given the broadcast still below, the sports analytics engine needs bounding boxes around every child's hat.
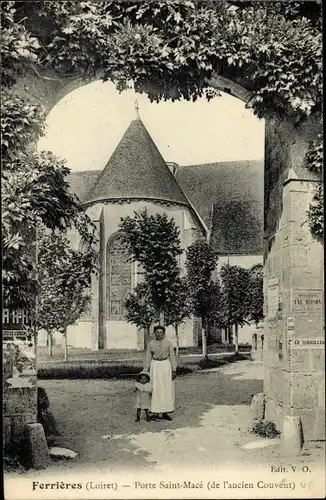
[136,370,150,382]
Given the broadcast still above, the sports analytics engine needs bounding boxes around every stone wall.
[263,117,324,440]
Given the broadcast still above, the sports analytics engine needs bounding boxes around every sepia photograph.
[2,1,324,499]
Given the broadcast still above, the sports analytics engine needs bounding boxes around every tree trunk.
[159,311,165,326]
[175,325,179,358]
[228,324,233,345]
[47,330,53,358]
[234,323,239,354]
[144,327,150,350]
[63,328,68,362]
[202,328,207,359]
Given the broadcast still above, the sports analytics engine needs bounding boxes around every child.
[134,371,152,422]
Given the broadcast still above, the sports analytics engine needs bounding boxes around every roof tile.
[83,119,190,207]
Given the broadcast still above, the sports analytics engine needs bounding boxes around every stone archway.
[14,64,324,440]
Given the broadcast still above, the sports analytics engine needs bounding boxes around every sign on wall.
[3,309,36,389]
[292,289,323,315]
[267,278,280,319]
[289,338,324,349]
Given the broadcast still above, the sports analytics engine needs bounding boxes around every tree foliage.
[164,277,191,332]
[124,281,159,335]
[247,266,264,324]
[1,1,97,309]
[305,133,323,237]
[185,240,218,330]
[20,0,321,121]
[37,229,97,358]
[220,263,251,328]
[119,210,182,317]
[164,276,191,355]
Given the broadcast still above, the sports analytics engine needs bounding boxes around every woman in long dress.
[143,325,177,421]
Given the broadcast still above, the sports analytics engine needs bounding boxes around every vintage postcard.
[3,1,324,499]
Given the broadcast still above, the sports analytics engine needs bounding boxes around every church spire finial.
[134,99,140,118]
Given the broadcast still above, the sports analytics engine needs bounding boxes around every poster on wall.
[267,278,280,320]
[292,289,323,315]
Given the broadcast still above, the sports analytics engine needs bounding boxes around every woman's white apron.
[150,359,175,413]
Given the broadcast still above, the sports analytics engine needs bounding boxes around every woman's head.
[153,325,165,340]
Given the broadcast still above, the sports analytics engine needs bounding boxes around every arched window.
[106,233,132,320]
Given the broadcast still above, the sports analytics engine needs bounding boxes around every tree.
[205,279,226,343]
[124,282,159,349]
[37,229,97,360]
[165,277,191,358]
[247,267,264,325]
[119,210,182,326]
[185,240,218,358]
[220,264,251,354]
[1,3,96,312]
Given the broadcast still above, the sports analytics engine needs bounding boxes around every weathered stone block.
[250,393,265,421]
[4,387,37,416]
[263,344,279,369]
[282,222,292,247]
[292,266,324,289]
[289,318,323,338]
[317,377,325,407]
[265,397,283,432]
[281,416,303,455]
[282,406,325,441]
[312,409,326,440]
[311,349,325,372]
[11,413,36,441]
[24,423,50,469]
[267,368,285,403]
[290,349,313,373]
[292,374,319,408]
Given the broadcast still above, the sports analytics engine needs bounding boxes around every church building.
[38,113,264,351]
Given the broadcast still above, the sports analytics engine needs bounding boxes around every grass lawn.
[37,343,251,363]
[37,353,250,379]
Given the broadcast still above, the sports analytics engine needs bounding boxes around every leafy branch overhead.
[1,2,99,309]
[6,0,321,121]
[305,133,323,237]
[1,0,323,299]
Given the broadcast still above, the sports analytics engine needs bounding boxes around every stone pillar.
[263,117,324,440]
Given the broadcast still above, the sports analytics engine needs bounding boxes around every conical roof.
[84,119,190,207]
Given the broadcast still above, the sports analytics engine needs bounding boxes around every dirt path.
[40,361,263,471]
[33,361,324,475]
